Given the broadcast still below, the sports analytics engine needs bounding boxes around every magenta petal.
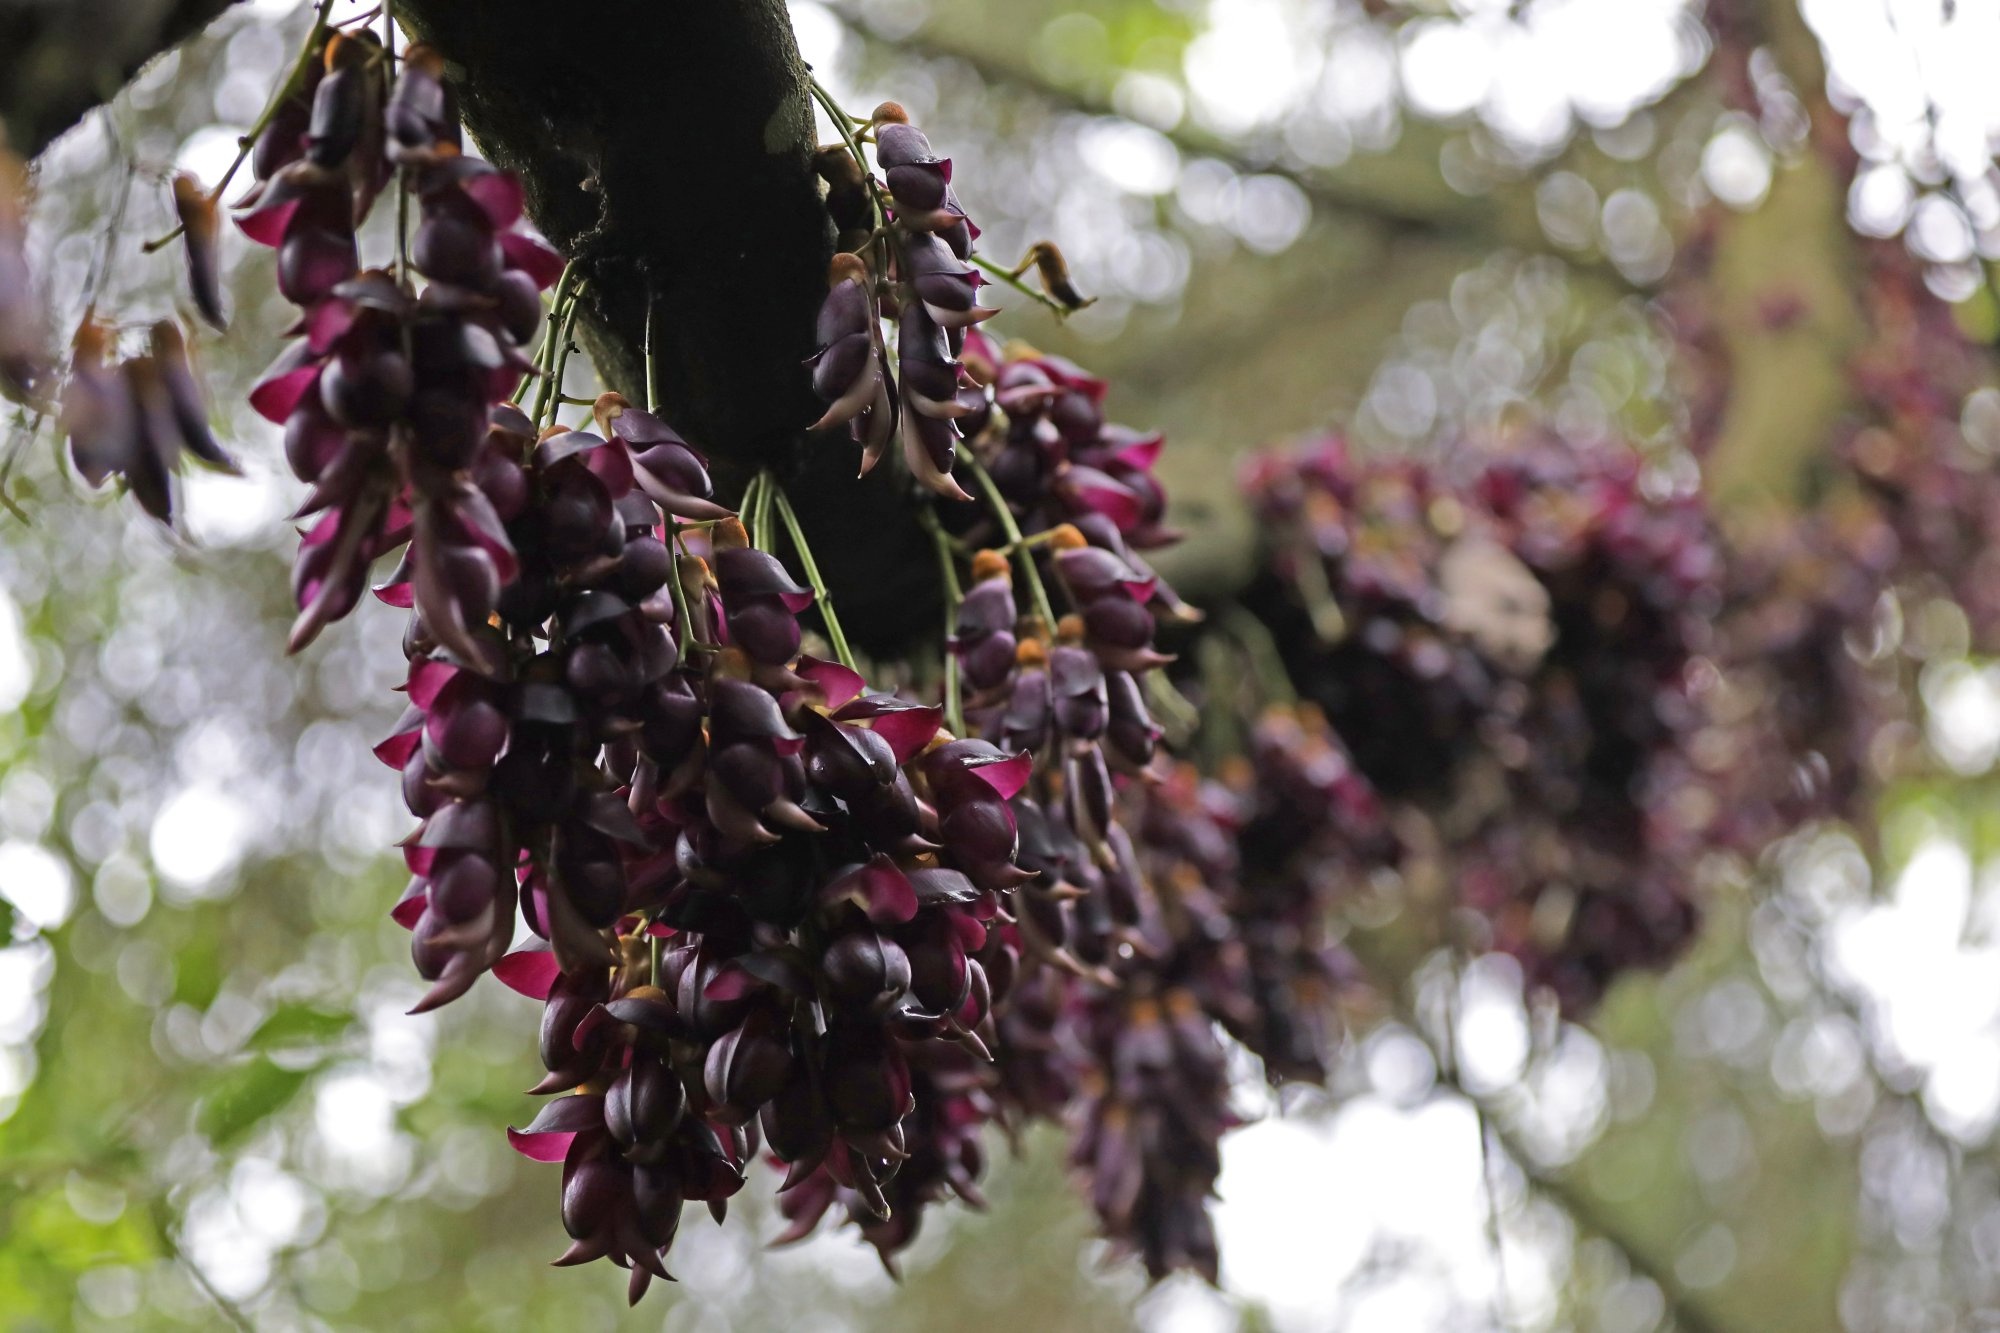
[465,171,525,231]
[373,728,421,769]
[404,844,438,877]
[506,1128,576,1162]
[305,299,357,355]
[446,487,521,585]
[235,195,302,247]
[1113,432,1164,470]
[967,750,1033,801]
[1065,467,1143,531]
[826,855,918,926]
[495,946,563,1000]
[571,1002,614,1052]
[582,437,636,498]
[795,655,865,710]
[870,706,943,765]
[373,580,415,609]
[249,361,322,425]
[950,910,987,953]
[499,232,565,289]
[391,888,428,929]
[703,965,760,1003]
[405,659,460,709]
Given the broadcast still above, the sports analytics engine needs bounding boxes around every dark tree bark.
[397,0,942,651]
[1,0,242,155]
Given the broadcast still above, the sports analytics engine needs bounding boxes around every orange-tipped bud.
[1047,523,1088,551]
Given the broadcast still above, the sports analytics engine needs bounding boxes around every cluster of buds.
[1242,433,1723,1014]
[941,336,1197,973]
[208,36,1045,1296]
[238,30,562,653]
[345,377,1042,1296]
[1658,146,1972,842]
[1226,707,1385,1082]
[1009,711,1376,1282]
[808,103,993,499]
[60,320,239,522]
[486,548,1037,1297]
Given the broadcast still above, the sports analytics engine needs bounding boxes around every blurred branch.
[829,5,1643,292]
[1346,930,1733,1333]
[148,1197,257,1333]
[0,0,244,155]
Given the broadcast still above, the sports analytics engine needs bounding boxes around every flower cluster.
[808,102,993,499]
[357,380,1039,1298]
[222,35,1038,1299]
[238,32,562,653]
[995,706,1376,1281]
[491,549,1035,1297]
[1242,433,1722,1014]
[60,320,239,522]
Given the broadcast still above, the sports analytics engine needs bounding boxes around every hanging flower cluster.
[449,488,1034,1298]
[1241,433,1723,1014]
[808,102,993,500]
[219,30,1039,1299]
[995,706,1377,1281]
[60,319,240,522]
[237,31,563,654]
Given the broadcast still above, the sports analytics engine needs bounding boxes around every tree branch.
[0,0,243,155]
[1345,931,1734,1333]
[395,0,942,651]
[828,3,1641,291]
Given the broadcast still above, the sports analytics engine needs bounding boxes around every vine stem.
[1220,605,1298,707]
[964,454,1057,634]
[739,471,768,551]
[532,274,587,429]
[770,479,858,672]
[643,288,660,415]
[969,252,1070,320]
[142,0,337,253]
[807,77,895,294]
[919,505,965,735]
[516,259,577,403]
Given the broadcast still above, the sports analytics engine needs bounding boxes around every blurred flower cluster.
[1241,432,1722,1014]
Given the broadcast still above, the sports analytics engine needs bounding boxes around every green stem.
[969,252,1070,320]
[666,523,698,653]
[534,278,587,429]
[142,0,336,252]
[919,505,966,736]
[1220,605,1298,708]
[739,471,767,549]
[964,454,1057,634]
[770,480,858,673]
[809,81,878,226]
[517,260,577,403]
[808,78,894,283]
[643,290,659,414]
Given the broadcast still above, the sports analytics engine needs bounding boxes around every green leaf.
[196,1057,317,1148]
[245,1004,354,1052]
